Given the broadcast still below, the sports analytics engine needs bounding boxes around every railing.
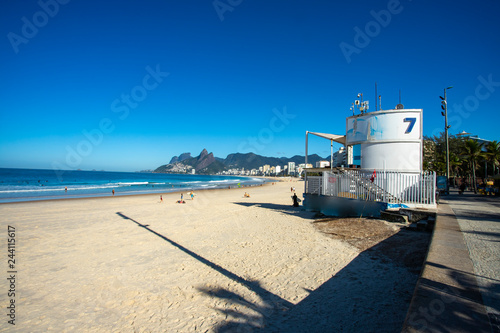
[306,176,322,195]
[306,170,436,206]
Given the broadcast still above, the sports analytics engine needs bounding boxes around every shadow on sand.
[232,201,318,220]
[115,212,291,310]
[116,211,430,332]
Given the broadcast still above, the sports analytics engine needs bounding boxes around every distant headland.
[154,149,333,176]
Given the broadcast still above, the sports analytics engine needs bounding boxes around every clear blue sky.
[1,0,499,171]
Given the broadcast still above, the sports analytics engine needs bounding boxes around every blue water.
[0,168,264,203]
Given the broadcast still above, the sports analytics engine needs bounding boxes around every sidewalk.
[447,189,500,331]
[403,189,499,332]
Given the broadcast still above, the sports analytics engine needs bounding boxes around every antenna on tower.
[352,93,369,114]
[375,82,378,111]
[396,89,404,109]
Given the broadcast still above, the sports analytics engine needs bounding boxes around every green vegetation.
[423,133,500,193]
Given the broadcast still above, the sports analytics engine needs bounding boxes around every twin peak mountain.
[154,149,325,175]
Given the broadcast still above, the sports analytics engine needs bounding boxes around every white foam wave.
[0,176,260,197]
[115,182,150,186]
[0,183,119,193]
[208,180,232,183]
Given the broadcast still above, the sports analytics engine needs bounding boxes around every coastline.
[0,171,272,204]
[0,181,270,205]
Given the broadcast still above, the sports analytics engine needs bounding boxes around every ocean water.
[0,168,264,203]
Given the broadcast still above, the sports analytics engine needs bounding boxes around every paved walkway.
[403,189,499,332]
[446,189,500,330]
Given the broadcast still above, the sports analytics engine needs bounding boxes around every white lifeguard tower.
[303,99,436,217]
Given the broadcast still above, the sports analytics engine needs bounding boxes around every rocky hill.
[223,153,324,170]
[169,152,192,164]
[155,149,225,174]
[154,149,328,175]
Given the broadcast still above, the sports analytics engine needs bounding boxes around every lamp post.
[440,86,453,194]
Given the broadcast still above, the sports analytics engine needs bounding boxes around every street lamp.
[440,86,453,193]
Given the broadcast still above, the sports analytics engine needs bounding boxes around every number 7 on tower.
[403,117,416,134]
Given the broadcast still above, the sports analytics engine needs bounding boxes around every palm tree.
[485,141,500,176]
[462,139,485,193]
[449,152,464,187]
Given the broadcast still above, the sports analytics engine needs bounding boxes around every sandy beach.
[0,180,426,332]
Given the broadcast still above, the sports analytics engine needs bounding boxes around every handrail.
[306,170,436,206]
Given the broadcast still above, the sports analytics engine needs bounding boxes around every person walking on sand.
[181,193,183,201]
[190,192,194,200]
[292,193,300,207]
[160,195,163,202]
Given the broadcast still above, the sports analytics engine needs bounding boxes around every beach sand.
[0,180,426,332]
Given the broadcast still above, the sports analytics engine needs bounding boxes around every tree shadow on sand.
[196,285,279,333]
[198,229,432,332]
[116,211,436,332]
[116,211,292,331]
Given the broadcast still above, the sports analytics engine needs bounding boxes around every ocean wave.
[0,183,127,193]
[251,177,264,182]
[0,180,235,194]
[0,187,61,193]
[114,182,150,186]
[208,179,232,183]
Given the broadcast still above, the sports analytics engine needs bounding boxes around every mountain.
[155,149,225,175]
[169,152,192,164]
[182,149,221,171]
[223,153,324,170]
[155,149,329,175]
[224,153,276,170]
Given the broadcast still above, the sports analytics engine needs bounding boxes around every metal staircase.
[332,168,401,203]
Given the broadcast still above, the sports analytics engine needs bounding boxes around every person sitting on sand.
[244,192,250,198]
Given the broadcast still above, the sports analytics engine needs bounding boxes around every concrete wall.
[303,194,387,217]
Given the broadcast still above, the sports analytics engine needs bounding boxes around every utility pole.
[440,86,453,194]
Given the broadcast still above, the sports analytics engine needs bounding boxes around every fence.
[306,169,436,206]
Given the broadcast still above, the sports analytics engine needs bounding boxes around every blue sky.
[1,0,499,171]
